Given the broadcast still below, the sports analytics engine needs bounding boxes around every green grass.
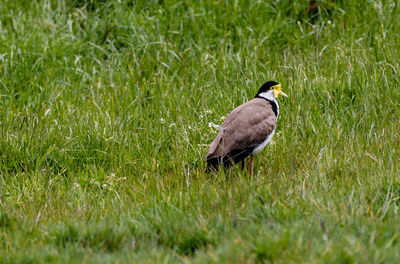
[0,0,400,262]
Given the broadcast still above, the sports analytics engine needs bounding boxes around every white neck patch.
[258,90,279,117]
[258,90,275,101]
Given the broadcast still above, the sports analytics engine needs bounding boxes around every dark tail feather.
[206,148,253,171]
[206,156,234,171]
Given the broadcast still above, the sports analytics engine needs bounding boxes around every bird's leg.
[241,159,245,170]
[249,155,254,177]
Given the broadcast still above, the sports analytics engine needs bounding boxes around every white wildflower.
[208,122,221,130]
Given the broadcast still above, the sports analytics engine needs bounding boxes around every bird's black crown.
[256,81,279,96]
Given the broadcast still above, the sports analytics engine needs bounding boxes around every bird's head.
[256,81,288,99]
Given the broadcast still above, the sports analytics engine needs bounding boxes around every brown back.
[207,98,276,159]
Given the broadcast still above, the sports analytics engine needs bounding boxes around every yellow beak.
[279,91,288,97]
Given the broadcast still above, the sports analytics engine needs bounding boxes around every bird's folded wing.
[207,98,276,159]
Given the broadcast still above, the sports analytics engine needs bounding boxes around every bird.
[206,81,287,176]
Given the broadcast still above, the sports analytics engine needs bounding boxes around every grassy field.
[1,0,400,262]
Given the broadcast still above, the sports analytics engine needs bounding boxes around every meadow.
[0,0,399,262]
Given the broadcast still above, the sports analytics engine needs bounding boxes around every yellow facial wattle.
[272,83,288,98]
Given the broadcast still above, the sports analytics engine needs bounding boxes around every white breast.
[252,129,275,155]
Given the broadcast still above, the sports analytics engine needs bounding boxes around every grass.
[0,0,399,262]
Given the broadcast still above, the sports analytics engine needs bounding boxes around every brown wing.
[207,98,276,161]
